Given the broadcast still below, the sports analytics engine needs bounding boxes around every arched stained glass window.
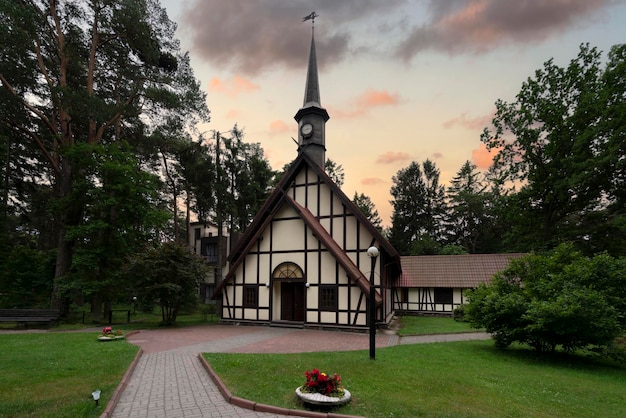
[272,262,304,280]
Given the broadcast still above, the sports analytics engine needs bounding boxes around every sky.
[159,0,626,227]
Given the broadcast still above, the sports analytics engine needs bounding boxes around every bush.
[594,337,626,364]
[466,244,625,356]
[199,303,216,321]
[453,304,467,322]
[125,242,209,325]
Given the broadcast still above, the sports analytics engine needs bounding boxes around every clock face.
[301,123,313,138]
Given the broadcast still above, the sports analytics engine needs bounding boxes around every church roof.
[397,253,526,288]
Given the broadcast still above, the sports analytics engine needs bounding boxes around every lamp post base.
[369,285,376,360]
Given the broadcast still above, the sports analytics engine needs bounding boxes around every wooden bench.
[0,309,60,326]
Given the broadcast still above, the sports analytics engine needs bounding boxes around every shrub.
[466,244,625,356]
[453,304,467,322]
[126,242,209,325]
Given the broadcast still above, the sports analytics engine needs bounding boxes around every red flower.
[302,368,344,396]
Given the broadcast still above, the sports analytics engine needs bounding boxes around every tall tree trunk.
[50,163,77,314]
[2,136,10,232]
[161,149,179,241]
[185,183,191,244]
[91,293,103,323]
[215,132,224,286]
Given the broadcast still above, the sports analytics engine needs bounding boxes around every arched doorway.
[273,262,305,322]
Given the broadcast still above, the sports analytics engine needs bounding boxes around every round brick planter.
[97,336,125,341]
[295,386,351,406]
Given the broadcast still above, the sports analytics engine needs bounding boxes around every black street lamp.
[367,246,379,360]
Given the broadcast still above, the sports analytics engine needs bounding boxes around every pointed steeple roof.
[294,25,329,168]
[303,32,321,107]
[295,30,329,122]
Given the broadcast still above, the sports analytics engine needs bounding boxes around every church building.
[214,25,401,331]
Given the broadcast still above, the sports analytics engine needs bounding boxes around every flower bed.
[296,368,351,406]
[97,326,125,341]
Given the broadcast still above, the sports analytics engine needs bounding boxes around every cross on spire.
[302,11,318,32]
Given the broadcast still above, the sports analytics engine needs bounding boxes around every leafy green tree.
[126,242,209,325]
[409,234,442,255]
[481,43,625,254]
[223,127,275,232]
[439,245,468,255]
[576,44,626,256]
[0,0,208,310]
[175,137,215,239]
[325,158,345,187]
[446,161,491,253]
[477,164,519,253]
[422,159,447,241]
[59,143,169,321]
[389,159,446,255]
[599,44,626,210]
[389,162,424,254]
[352,192,383,231]
[466,244,625,354]
[234,142,275,229]
[0,245,54,308]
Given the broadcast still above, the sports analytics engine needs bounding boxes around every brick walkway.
[108,325,490,418]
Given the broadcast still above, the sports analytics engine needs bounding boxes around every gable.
[288,165,377,251]
[226,152,400,266]
[290,165,347,217]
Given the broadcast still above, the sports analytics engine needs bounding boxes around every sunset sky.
[160,0,626,227]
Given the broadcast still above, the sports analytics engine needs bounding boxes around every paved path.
[109,325,490,418]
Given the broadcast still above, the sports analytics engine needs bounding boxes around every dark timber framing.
[214,153,401,331]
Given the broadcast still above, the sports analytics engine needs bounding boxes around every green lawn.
[0,332,138,417]
[47,306,219,331]
[0,307,218,331]
[397,315,479,335]
[204,342,626,417]
[3,317,624,417]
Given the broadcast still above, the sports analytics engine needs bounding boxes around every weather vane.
[302,11,319,30]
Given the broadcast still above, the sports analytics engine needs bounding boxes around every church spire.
[303,32,321,107]
[295,12,329,168]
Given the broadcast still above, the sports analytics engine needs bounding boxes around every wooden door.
[281,282,305,321]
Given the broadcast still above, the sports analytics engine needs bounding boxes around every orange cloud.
[376,151,411,165]
[432,152,443,159]
[224,109,240,119]
[359,89,401,107]
[436,1,499,44]
[443,112,493,130]
[269,120,291,135]
[208,75,259,97]
[471,143,499,169]
[332,89,402,118]
[361,177,385,186]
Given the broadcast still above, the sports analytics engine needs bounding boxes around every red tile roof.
[398,253,526,288]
